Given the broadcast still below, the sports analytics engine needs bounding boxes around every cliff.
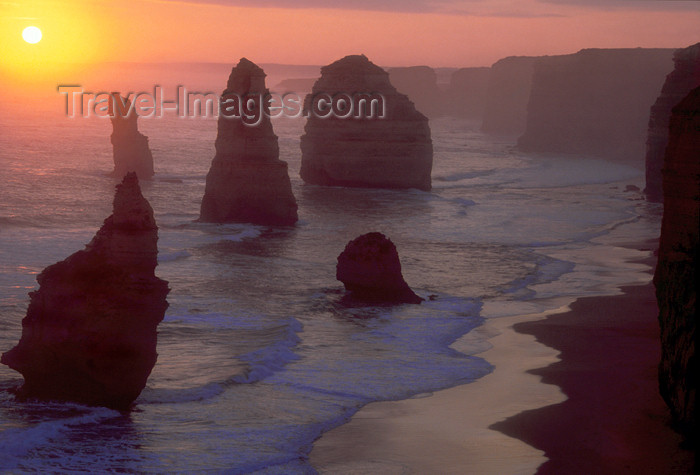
[644,43,700,202]
[388,66,444,117]
[300,54,433,191]
[481,56,537,135]
[109,95,155,179]
[446,67,491,120]
[337,232,422,305]
[199,58,298,226]
[654,86,699,441]
[1,173,169,410]
[518,48,675,164]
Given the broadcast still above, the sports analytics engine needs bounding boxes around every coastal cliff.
[481,56,537,135]
[300,54,433,191]
[199,58,298,226]
[644,43,700,202]
[1,173,169,410]
[109,95,155,179]
[518,48,674,164]
[654,86,699,440]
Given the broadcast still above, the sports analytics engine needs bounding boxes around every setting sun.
[22,26,42,44]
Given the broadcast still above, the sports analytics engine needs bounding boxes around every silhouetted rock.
[481,56,537,135]
[109,95,154,179]
[1,173,169,410]
[644,43,700,202]
[518,48,674,164]
[300,55,433,191]
[388,66,444,117]
[336,232,422,304]
[654,86,699,441]
[447,67,491,120]
[200,58,298,226]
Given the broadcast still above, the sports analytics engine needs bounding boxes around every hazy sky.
[1,0,698,76]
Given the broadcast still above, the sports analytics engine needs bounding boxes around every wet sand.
[310,250,693,473]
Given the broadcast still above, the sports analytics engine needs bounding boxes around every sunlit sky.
[0,0,698,87]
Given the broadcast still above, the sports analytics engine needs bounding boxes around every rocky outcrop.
[481,56,537,135]
[518,48,674,164]
[654,86,699,440]
[388,66,444,117]
[109,95,154,179]
[644,43,700,202]
[300,55,433,191]
[1,173,169,410]
[199,58,298,226]
[446,67,491,120]
[336,232,422,304]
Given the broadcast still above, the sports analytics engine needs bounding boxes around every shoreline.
[491,281,693,474]
[309,304,570,474]
[310,242,693,473]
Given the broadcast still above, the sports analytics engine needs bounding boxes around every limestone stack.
[109,95,155,179]
[300,55,433,191]
[644,43,700,202]
[388,65,444,117]
[336,232,423,305]
[481,56,537,135]
[200,58,298,225]
[654,86,699,441]
[1,173,169,410]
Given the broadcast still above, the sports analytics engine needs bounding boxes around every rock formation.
[517,48,674,164]
[199,58,298,226]
[109,95,155,179]
[388,65,444,117]
[300,55,433,191]
[446,67,491,120]
[481,56,537,135]
[644,43,700,202]
[1,173,169,410]
[336,232,422,305]
[654,86,699,440]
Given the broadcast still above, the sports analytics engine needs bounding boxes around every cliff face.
[654,86,699,439]
[109,95,155,180]
[199,58,298,226]
[300,55,433,191]
[518,48,674,164]
[1,173,169,410]
[336,232,422,305]
[388,66,444,117]
[446,67,491,120]
[644,43,700,202]
[481,56,537,135]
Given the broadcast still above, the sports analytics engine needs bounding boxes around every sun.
[22,26,42,44]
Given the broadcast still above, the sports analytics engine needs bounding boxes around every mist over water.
[0,103,660,472]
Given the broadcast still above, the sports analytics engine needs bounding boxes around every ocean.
[0,99,661,472]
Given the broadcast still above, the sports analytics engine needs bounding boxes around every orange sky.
[1,0,698,86]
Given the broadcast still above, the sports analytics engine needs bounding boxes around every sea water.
[0,101,661,472]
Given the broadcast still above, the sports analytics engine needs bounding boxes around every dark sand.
[491,281,694,474]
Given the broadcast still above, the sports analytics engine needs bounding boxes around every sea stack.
[481,56,537,135]
[109,95,155,179]
[300,55,433,191]
[517,48,674,163]
[644,43,700,202]
[199,58,298,225]
[388,65,444,117]
[1,173,169,410]
[654,86,699,441]
[336,232,423,305]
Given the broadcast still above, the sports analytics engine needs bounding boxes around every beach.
[310,247,694,474]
